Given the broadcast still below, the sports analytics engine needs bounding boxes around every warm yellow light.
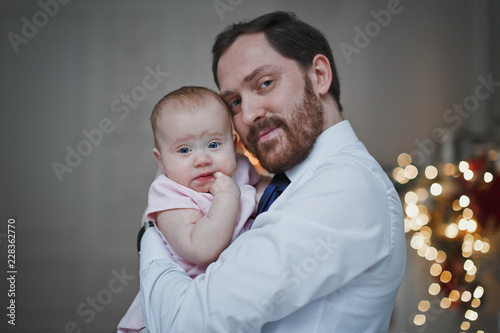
[473,240,483,251]
[430,183,442,196]
[397,173,409,184]
[405,191,418,204]
[459,195,470,207]
[462,245,473,258]
[410,233,425,249]
[461,291,472,302]
[429,283,441,295]
[465,309,478,321]
[430,263,442,276]
[481,241,490,253]
[425,247,438,261]
[398,153,412,167]
[418,204,429,215]
[464,169,474,181]
[405,204,419,218]
[418,300,430,312]
[243,149,260,166]
[458,218,468,230]
[460,321,470,330]
[464,233,474,242]
[416,188,429,201]
[440,297,451,309]
[425,165,438,179]
[449,290,460,302]
[411,219,423,231]
[444,163,456,176]
[392,167,400,179]
[489,149,499,161]
[405,165,418,179]
[484,172,493,183]
[464,259,474,271]
[440,271,452,283]
[459,161,469,172]
[473,286,484,299]
[435,251,446,263]
[393,167,408,184]
[413,314,426,326]
[417,244,429,257]
[445,223,459,239]
[465,273,476,282]
[463,208,473,219]
[467,220,477,233]
[471,298,481,308]
[452,199,462,211]
[404,219,411,233]
[420,226,432,237]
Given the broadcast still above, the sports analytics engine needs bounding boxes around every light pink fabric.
[118,154,260,333]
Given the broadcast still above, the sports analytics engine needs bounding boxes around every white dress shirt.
[140,120,406,333]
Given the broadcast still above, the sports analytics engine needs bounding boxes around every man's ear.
[311,54,332,96]
[153,148,166,174]
[232,133,238,145]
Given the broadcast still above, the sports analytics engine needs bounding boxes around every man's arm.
[140,163,402,332]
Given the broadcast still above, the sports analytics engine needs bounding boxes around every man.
[140,11,405,332]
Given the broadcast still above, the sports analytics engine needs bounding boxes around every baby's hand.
[210,172,241,198]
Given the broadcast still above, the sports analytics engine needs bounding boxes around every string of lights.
[392,149,499,332]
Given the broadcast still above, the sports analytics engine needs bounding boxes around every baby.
[118,86,269,333]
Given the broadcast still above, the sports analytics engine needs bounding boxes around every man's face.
[217,32,324,173]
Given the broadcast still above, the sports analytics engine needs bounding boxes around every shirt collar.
[285,120,359,183]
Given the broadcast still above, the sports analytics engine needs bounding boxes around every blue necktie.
[256,173,291,216]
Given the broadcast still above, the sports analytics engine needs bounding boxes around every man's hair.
[212,11,343,111]
[151,86,228,149]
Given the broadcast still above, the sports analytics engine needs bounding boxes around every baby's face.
[155,101,237,193]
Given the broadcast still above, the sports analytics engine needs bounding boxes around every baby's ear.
[153,148,165,174]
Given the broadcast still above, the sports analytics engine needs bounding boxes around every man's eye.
[260,80,273,89]
[208,142,220,149]
[179,147,191,154]
[230,99,241,108]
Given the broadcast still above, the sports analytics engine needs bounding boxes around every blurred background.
[1,0,499,332]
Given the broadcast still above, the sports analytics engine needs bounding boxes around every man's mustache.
[247,116,289,145]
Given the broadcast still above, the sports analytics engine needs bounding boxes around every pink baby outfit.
[117,154,260,333]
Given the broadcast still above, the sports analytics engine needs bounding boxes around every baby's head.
[151,86,237,193]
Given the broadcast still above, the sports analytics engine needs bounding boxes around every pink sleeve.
[146,175,201,222]
[233,153,261,187]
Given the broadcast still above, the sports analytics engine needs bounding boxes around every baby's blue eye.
[179,147,191,154]
[208,142,220,149]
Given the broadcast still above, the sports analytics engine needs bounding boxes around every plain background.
[1,0,499,332]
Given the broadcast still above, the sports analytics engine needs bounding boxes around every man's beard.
[243,76,324,174]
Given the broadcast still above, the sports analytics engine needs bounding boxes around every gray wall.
[0,0,498,332]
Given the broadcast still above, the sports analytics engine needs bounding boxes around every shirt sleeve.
[140,159,399,332]
[146,175,204,222]
[232,153,261,187]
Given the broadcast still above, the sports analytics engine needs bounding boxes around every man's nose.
[241,97,266,126]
